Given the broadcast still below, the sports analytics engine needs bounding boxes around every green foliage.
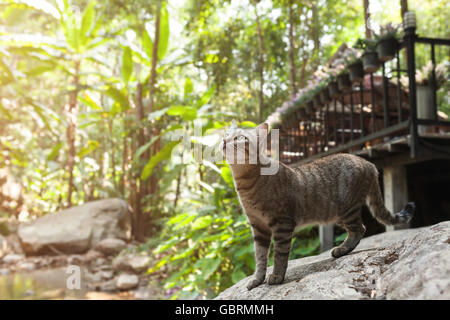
[146,165,254,299]
[141,140,180,181]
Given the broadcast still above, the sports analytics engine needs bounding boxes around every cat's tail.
[365,176,415,226]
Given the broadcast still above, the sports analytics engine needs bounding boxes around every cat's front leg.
[267,224,294,285]
[247,226,271,290]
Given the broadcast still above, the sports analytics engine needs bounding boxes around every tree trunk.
[128,130,138,240]
[311,3,320,58]
[400,0,408,20]
[108,119,117,189]
[254,3,264,123]
[288,0,297,98]
[298,57,309,89]
[149,3,161,116]
[146,3,162,222]
[66,60,80,207]
[135,82,146,241]
[120,127,127,197]
[173,168,182,209]
[364,0,371,39]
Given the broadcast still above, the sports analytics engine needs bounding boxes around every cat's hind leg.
[332,209,366,258]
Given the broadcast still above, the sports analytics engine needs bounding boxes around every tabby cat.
[220,121,414,290]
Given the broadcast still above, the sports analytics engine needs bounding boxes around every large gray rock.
[17,199,132,255]
[216,221,450,300]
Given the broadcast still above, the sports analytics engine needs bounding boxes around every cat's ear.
[231,119,238,129]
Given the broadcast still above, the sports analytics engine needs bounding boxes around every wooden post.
[319,225,334,252]
[383,165,410,231]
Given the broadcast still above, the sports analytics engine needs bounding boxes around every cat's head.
[220,120,269,166]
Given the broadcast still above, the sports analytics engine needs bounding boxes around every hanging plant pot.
[306,101,315,113]
[328,81,341,98]
[313,94,321,108]
[348,61,364,82]
[362,51,380,73]
[376,37,399,62]
[337,73,352,91]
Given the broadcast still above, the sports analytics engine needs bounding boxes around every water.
[0,267,89,300]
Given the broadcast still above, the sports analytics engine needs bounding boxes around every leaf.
[191,215,213,230]
[183,77,193,99]
[158,3,170,60]
[141,140,180,180]
[203,160,221,174]
[121,46,132,84]
[104,87,130,112]
[141,28,153,61]
[197,85,215,107]
[197,257,222,280]
[167,105,197,121]
[10,0,60,19]
[46,142,64,161]
[25,65,55,77]
[78,93,102,110]
[239,121,257,128]
[167,212,190,225]
[80,1,96,46]
[198,181,214,193]
[153,236,180,255]
[132,135,160,163]
[77,140,99,158]
[60,2,79,52]
[147,107,168,121]
[220,165,235,188]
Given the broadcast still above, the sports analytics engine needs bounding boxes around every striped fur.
[224,123,414,290]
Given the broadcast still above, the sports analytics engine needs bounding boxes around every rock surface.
[17,199,132,255]
[115,274,139,290]
[2,253,25,264]
[112,252,151,273]
[95,238,127,256]
[216,221,450,300]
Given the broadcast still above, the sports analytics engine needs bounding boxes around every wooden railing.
[278,23,450,165]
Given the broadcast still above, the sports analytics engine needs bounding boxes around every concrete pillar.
[383,165,410,231]
[319,225,334,252]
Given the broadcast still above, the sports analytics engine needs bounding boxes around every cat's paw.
[331,246,348,258]
[267,274,284,285]
[247,277,264,290]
